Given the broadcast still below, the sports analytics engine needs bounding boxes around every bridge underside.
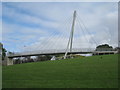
[8,51,92,58]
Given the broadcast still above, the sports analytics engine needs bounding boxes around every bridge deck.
[7,48,117,58]
[8,51,93,58]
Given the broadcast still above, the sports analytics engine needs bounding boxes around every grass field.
[2,54,118,88]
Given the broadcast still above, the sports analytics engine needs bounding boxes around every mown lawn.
[2,54,118,88]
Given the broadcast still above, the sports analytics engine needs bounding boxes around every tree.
[2,48,7,60]
[7,51,14,55]
[0,42,7,60]
[95,44,113,51]
[0,43,2,56]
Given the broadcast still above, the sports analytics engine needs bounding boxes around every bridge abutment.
[6,57,13,66]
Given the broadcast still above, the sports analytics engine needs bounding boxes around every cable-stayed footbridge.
[7,11,117,59]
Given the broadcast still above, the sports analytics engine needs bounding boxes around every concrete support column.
[6,57,13,66]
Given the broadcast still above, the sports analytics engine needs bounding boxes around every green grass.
[2,54,118,88]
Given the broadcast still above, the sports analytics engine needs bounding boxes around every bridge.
[7,48,94,58]
[5,10,117,65]
[7,48,117,58]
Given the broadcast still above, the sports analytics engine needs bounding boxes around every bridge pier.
[6,57,13,66]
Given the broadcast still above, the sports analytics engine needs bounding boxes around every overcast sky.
[1,2,118,52]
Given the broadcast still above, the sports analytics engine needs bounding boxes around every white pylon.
[64,10,76,59]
